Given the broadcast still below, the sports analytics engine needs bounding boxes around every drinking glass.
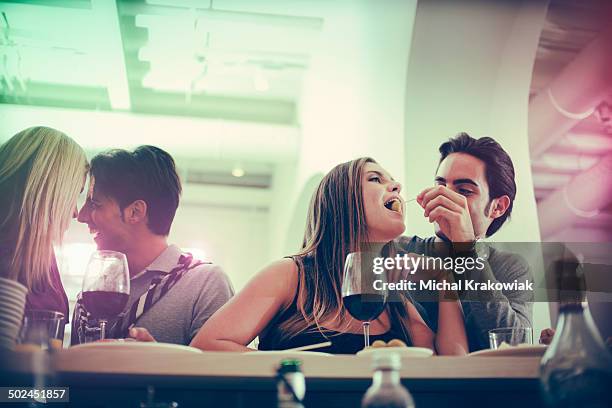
[81,250,130,340]
[18,310,65,350]
[342,252,388,349]
[489,327,533,349]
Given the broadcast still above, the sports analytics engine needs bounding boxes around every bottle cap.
[278,359,303,374]
[372,352,401,370]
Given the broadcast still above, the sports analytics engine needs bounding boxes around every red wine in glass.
[81,250,130,340]
[343,294,386,322]
[82,291,129,321]
[341,252,389,349]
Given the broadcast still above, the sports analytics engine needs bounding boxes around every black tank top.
[258,257,413,354]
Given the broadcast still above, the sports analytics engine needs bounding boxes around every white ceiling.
[0,0,322,188]
[0,0,324,124]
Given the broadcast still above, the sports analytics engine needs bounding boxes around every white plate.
[356,346,434,358]
[71,341,202,354]
[468,345,547,357]
[244,350,332,357]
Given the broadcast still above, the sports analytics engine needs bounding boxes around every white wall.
[272,0,419,252]
[402,0,551,333]
[172,203,270,291]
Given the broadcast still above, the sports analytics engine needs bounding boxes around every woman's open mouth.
[384,198,402,214]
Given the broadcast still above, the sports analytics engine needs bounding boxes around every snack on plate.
[387,339,407,348]
[368,339,408,349]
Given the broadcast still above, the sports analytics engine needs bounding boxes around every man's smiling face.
[77,175,131,252]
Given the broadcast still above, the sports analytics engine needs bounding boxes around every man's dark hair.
[90,145,181,236]
[438,132,516,237]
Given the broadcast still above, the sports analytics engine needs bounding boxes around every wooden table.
[1,349,547,407]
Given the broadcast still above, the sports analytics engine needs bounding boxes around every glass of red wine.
[81,250,130,340]
[341,252,388,349]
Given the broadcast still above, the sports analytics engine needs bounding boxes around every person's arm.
[434,285,468,355]
[462,254,534,350]
[190,259,297,351]
[403,292,467,355]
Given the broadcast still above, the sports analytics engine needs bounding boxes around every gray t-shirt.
[396,236,533,351]
[72,245,234,345]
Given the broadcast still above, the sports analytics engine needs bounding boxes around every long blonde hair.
[0,126,88,291]
[277,157,413,342]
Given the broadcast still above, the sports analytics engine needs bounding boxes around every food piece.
[371,340,387,348]
[391,200,402,213]
[384,198,402,213]
[387,339,407,348]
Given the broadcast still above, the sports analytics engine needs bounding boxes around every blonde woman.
[0,126,88,339]
[192,158,467,355]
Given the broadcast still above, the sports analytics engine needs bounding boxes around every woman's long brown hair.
[276,157,413,343]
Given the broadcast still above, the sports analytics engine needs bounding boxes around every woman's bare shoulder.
[247,258,300,307]
[259,258,299,280]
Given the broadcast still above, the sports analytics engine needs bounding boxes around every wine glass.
[342,252,388,349]
[81,250,130,340]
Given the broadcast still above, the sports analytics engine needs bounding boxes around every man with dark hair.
[399,133,533,351]
[71,146,234,345]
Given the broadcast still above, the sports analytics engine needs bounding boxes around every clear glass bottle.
[540,259,612,407]
[362,353,414,408]
[276,359,305,408]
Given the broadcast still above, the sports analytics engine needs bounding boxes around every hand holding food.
[539,328,555,345]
